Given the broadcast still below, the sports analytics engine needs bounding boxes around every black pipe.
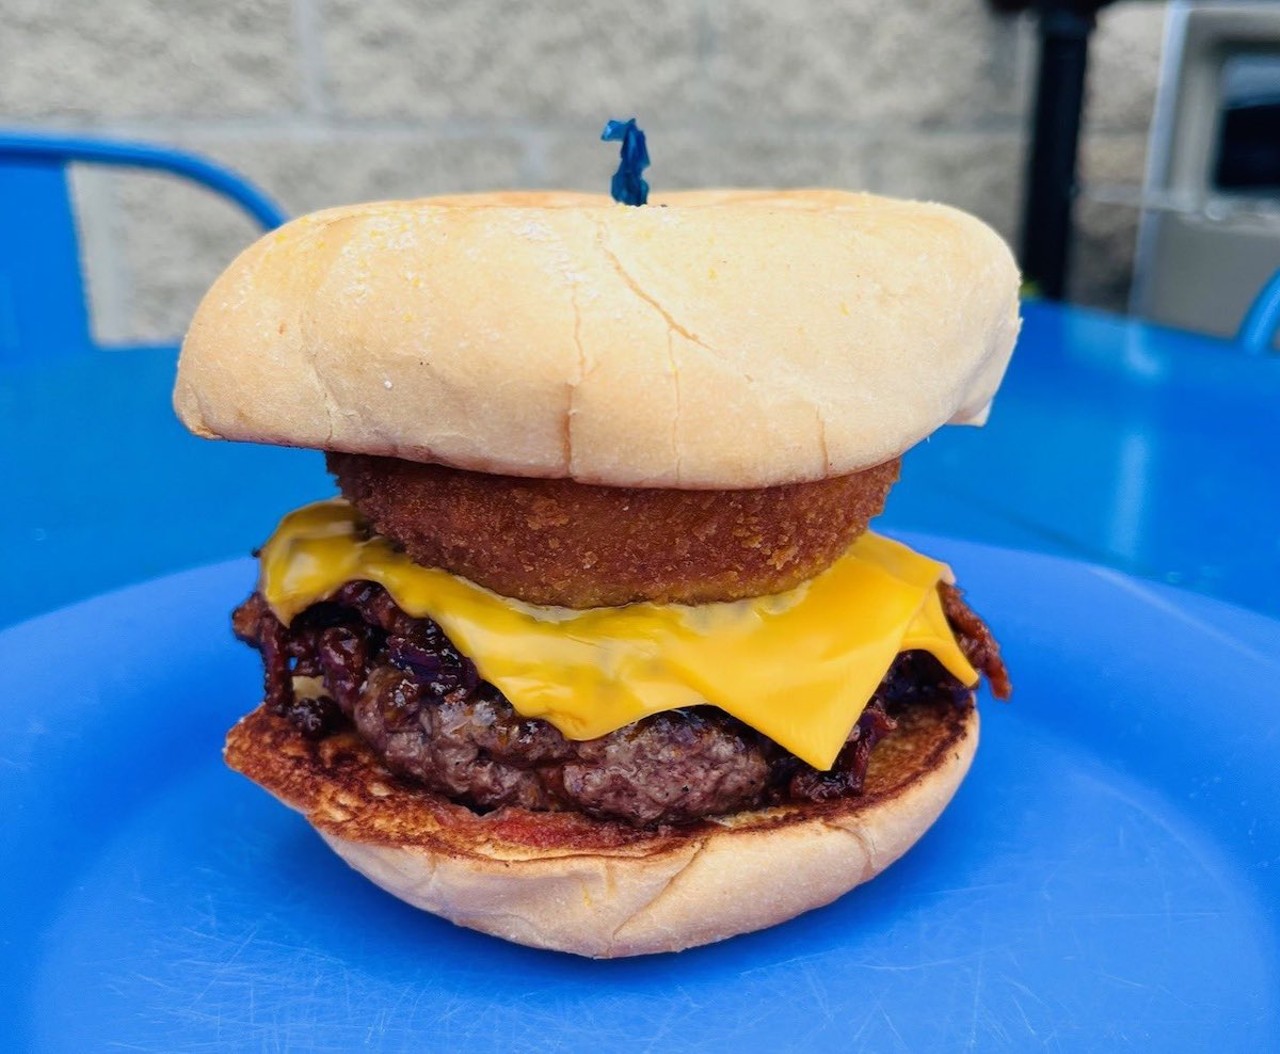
[1020,0,1110,300]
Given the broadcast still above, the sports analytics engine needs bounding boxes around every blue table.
[1,351,330,626]
[5,299,1280,1052]
[3,299,1278,627]
[889,300,1280,618]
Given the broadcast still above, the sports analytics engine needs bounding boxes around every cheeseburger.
[175,189,1018,958]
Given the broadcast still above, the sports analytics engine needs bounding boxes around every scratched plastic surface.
[2,537,1278,1051]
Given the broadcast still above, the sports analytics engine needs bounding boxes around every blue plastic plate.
[3,537,1278,1051]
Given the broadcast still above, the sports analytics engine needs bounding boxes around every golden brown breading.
[327,454,901,607]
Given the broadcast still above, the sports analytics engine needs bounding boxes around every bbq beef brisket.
[233,581,1008,828]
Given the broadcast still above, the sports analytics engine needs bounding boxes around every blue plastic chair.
[0,131,287,361]
[1238,267,1280,355]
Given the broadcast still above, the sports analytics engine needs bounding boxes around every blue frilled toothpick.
[601,118,649,206]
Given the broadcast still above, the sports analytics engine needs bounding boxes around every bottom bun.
[224,701,978,958]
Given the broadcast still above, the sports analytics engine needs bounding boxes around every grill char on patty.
[233,581,1008,828]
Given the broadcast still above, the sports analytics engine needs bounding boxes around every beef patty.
[233,581,1007,827]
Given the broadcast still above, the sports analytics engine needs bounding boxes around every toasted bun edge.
[225,700,978,957]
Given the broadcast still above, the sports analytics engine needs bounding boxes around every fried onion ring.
[328,454,901,608]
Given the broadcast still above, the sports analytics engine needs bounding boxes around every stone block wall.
[0,0,1167,345]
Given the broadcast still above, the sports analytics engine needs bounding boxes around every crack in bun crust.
[224,701,977,957]
[175,189,1021,488]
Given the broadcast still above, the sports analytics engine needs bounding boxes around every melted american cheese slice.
[259,500,978,770]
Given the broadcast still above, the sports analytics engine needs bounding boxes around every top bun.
[175,189,1020,489]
